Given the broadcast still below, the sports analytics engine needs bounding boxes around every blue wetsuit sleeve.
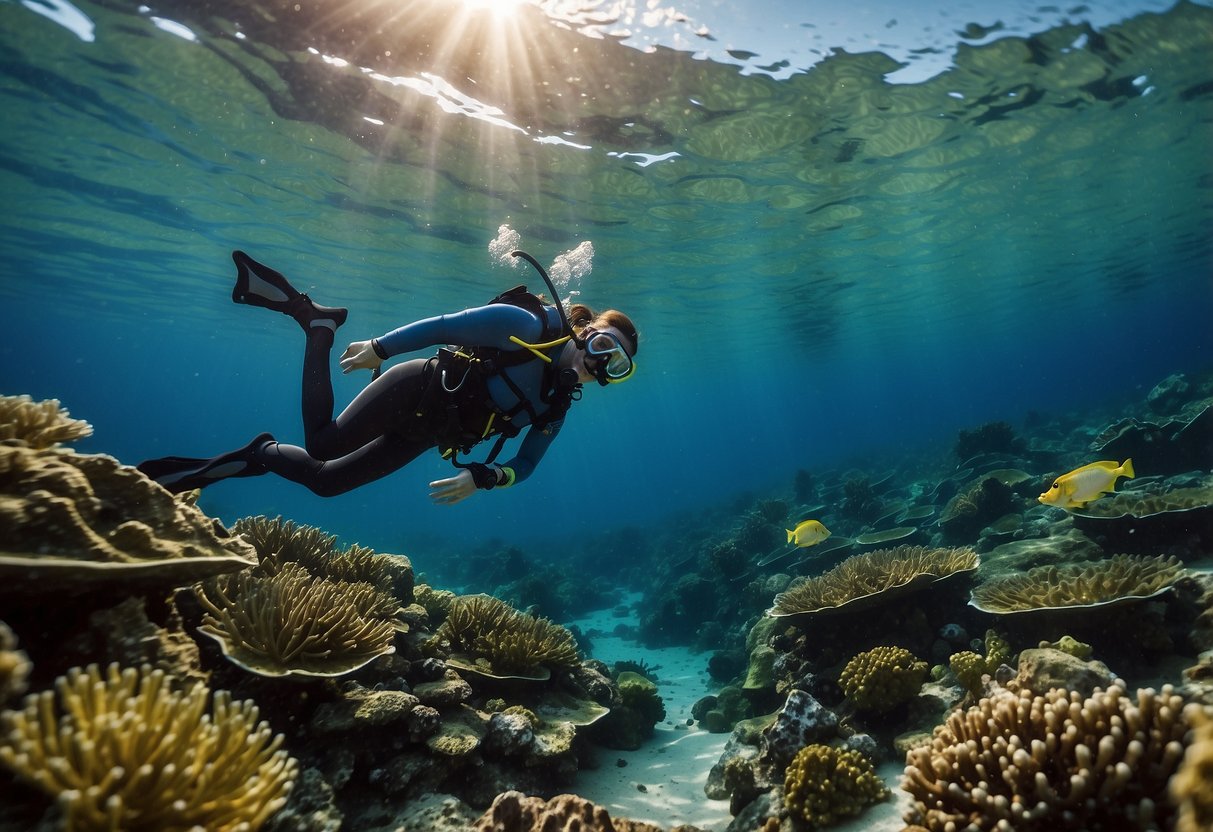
[500,420,563,484]
[375,304,543,356]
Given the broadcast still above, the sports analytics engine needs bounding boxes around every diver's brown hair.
[569,304,639,355]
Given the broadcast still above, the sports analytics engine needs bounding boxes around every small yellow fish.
[1038,459,1135,510]
[787,519,831,548]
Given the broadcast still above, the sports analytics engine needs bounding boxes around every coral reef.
[948,629,1014,698]
[0,443,256,590]
[1173,703,1213,832]
[234,515,413,599]
[782,744,887,826]
[902,685,1190,830]
[194,561,400,677]
[0,621,31,705]
[1091,403,1212,476]
[954,420,1025,462]
[472,790,666,832]
[770,545,979,618]
[838,646,928,714]
[938,476,1017,544]
[0,663,297,831]
[437,594,581,679]
[969,554,1185,614]
[0,394,93,448]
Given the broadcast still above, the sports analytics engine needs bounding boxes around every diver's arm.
[375,305,541,358]
[498,420,562,485]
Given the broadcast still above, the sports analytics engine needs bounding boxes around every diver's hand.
[340,340,384,375]
[429,470,476,505]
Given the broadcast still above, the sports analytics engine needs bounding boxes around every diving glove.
[340,340,385,375]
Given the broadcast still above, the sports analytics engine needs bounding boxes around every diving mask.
[584,330,635,384]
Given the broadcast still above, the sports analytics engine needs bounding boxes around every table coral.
[969,554,1184,614]
[194,562,399,677]
[770,545,978,618]
[437,594,580,679]
[0,663,296,832]
[902,684,1190,830]
[0,440,257,589]
[839,646,928,713]
[783,743,887,826]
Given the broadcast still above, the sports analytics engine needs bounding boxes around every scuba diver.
[137,250,638,504]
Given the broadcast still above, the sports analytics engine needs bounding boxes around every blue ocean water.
[1,0,1210,582]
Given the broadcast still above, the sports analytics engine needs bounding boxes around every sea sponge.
[0,394,92,449]
[194,561,399,678]
[771,545,979,617]
[902,685,1191,830]
[437,594,580,679]
[839,646,928,713]
[1173,703,1213,832]
[783,744,887,826]
[969,554,1185,614]
[0,663,296,831]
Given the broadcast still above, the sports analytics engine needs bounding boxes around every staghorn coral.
[0,394,92,449]
[438,594,581,679]
[0,620,31,704]
[771,545,979,618]
[783,744,887,826]
[0,442,255,589]
[194,562,399,677]
[902,684,1191,831]
[839,646,928,713]
[969,554,1185,614]
[234,515,395,589]
[0,663,296,831]
[415,582,457,621]
[1173,703,1213,832]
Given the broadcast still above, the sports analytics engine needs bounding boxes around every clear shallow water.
[1,0,1210,571]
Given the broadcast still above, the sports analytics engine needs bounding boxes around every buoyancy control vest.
[417,283,583,465]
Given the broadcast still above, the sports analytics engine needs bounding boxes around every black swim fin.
[231,250,348,332]
[137,432,274,493]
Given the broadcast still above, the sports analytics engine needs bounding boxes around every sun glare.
[460,0,527,19]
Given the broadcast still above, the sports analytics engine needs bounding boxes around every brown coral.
[194,562,399,678]
[437,594,581,679]
[0,394,92,448]
[969,554,1184,614]
[473,790,663,832]
[0,443,256,591]
[783,744,887,826]
[902,685,1190,830]
[770,545,978,618]
[0,620,31,704]
[1173,703,1213,832]
[839,646,928,713]
[0,663,297,831]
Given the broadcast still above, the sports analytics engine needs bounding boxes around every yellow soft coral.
[783,744,887,826]
[0,663,296,831]
[839,646,927,713]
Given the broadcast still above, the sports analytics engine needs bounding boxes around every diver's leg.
[305,359,433,459]
[231,250,348,331]
[255,433,434,497]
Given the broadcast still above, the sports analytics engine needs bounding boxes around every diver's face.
[564,326,635,384]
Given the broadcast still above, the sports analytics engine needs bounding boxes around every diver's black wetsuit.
[263,300,566,495]
[140,292,567,496]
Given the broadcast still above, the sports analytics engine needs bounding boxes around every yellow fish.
[1038,459,1135,510]
[786,519,831,548]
